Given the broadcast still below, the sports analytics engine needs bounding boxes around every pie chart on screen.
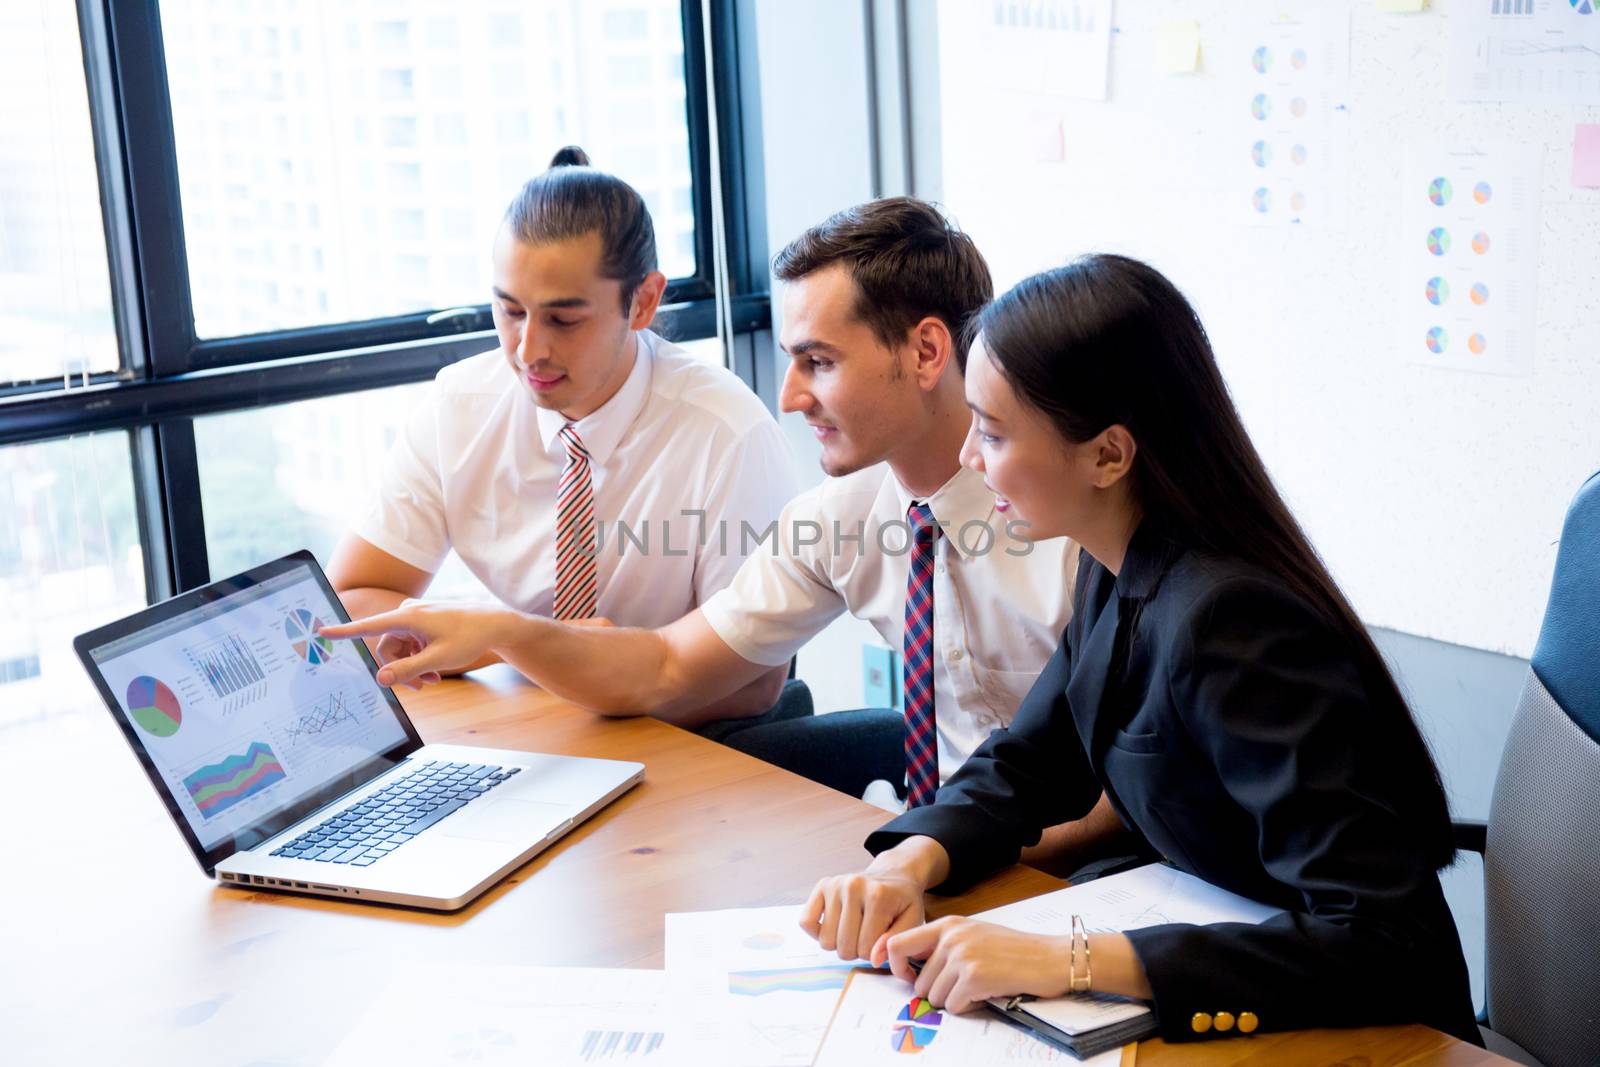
[285,608,335,665]
[127,676,182,737]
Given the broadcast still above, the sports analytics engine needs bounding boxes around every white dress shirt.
[700,464,1079,781]
[356,329,796,626]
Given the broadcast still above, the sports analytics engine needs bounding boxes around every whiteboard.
[934,0,1600,657]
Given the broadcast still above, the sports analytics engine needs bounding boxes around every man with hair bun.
[328,147,797,720]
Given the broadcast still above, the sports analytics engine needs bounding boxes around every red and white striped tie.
[553,424,598,621]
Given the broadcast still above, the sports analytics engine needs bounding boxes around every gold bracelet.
[1067,927,1078,996]
[1070,914,1092,993]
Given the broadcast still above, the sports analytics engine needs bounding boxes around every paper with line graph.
[663,904,874,1066]
[327,965,679,1065]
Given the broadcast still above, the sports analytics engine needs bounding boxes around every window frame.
[113,0,724,375]
[0,0,770,604]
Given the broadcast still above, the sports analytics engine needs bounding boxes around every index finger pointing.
[317,610,414,640]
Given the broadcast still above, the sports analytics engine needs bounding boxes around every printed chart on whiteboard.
[1242,7,1348,227]
[951,0,1115,102]
[1402,143,1541,376]
[1450,0,1600,104]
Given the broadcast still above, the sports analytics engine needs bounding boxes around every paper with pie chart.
[1403,143,1540,376]
[1240,7,1348,227]
[813,971,1119,1065]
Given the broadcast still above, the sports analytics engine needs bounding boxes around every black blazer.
[868,520,1479,1045]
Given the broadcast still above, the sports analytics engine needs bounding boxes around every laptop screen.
[83,557,414,860]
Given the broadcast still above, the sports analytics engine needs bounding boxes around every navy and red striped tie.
[903,503,940,808]
[553,424,598,621]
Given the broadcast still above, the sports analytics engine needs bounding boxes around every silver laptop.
[74,550,643,911]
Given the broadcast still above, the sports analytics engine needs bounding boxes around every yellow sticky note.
[1376,0,1428,12]
[1156,20,1201,74]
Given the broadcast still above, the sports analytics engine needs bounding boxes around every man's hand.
[319,601,524,689]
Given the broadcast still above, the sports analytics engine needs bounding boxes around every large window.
[0,3,119,388]
[158,1,698,339]
[194,385,487,601]
[0,0,767,730]
[0,433,144,727]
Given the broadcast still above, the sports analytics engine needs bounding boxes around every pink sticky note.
[1574,124,1600,188]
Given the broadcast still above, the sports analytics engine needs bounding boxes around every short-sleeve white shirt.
[700,464,1079,781]
[355,330,796,627]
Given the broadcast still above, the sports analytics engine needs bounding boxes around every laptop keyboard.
[269,760,520,867]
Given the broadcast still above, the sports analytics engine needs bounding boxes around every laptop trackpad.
[444,798,579,844]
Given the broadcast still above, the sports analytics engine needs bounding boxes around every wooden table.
[0,666,1507,1065]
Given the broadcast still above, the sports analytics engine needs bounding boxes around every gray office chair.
[1452,470,1600,1067]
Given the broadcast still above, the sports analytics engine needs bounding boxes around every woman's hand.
[800,868,925,964]
[886,917,1072,1014]
[798,836,951,963]
[318,601,522,689]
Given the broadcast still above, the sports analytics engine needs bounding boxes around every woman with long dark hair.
[800,254,1480,1046]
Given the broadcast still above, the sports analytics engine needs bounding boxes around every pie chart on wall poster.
[127,676,182,737]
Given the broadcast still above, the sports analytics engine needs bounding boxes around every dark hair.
[503,146,657,311]
[773,197,993,351]
[978,254,1455,868]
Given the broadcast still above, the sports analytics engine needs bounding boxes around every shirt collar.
[535,330,656,467]
[888,465,1000,561]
